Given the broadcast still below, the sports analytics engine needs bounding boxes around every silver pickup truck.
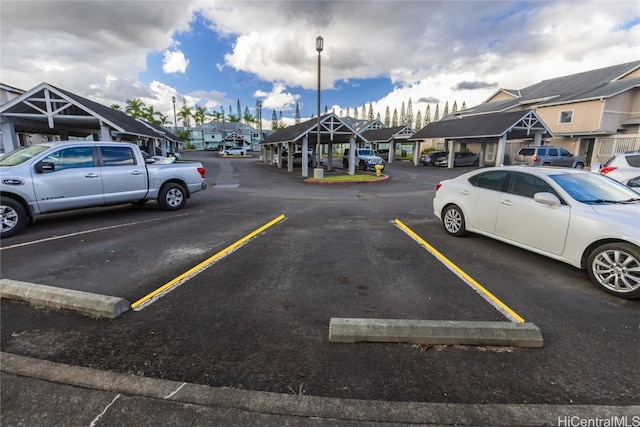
[0,141,207,237]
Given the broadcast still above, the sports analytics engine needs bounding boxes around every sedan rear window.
[468,170,508,191]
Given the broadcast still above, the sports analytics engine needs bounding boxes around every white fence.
[593,136,640,165]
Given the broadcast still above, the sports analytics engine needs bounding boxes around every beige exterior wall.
[536,100,603,133]
[485,91,518,103]
[601,88,640,133]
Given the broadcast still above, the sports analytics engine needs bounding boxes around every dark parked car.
[420,151,448,166]
[434,152,479,167]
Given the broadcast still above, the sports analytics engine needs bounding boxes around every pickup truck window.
[0,145,49,166]
[42,146,94,171]
[100,146,136,166]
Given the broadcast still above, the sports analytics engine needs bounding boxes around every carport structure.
[0,82,181,155]
[361,125,415,164]
[412,110,554,168]
[261,112,369,177]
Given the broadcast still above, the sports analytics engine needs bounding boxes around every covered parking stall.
[361,125,415,164]
[411,110,554,168]
[0,82,181,155]
[261,113,369,177]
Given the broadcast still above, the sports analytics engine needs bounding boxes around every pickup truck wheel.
[574,162,584,169]
[1,197,27,238]
[158,183,187,210]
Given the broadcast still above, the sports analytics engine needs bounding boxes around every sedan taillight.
[436,183,442,191]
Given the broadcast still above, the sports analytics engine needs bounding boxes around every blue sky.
[2,1,639,129]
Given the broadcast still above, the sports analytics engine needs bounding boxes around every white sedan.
[433,166,640,299]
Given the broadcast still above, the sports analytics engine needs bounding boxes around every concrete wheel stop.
[329,318,543,348]
[1,279,131,319]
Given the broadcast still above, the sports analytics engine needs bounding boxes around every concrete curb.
[304,174,390,184]
[329,318,544,348]
[2,352,637,426]
[0,279,130,318]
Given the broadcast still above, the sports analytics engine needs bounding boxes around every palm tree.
[177,105,192,127]
[142,105,163,124]
[193,105,209,126]
[243,107,254,125]
[211,110,222,122]
[125,99,145,119]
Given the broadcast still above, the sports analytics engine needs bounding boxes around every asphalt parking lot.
[2,151,639,412]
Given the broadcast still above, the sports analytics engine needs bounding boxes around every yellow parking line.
[131,214,286,310]
[393,219,525,324]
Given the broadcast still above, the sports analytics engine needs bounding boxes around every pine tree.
[415,111,422,129]
[384,106,391,126]
[399,102,406,126]
[462,101,467,110]
[452,101,458,113]
[237,100,241,122]
[392,109,398,127]
[443,101,449,117]
[295,102,301,124]
[434,104,440,121]
[406,98,413,128]
[368,103,374,121]
[425,105,431,124]
[271,110,278,130]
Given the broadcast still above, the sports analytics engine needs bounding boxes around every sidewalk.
[2,352,638,426]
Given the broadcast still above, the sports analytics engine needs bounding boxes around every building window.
[559,110,573,124]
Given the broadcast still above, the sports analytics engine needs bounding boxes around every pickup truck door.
[32,146,105,213]
[98,146,148,204]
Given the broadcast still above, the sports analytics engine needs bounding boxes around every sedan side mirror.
[534,192,561,207]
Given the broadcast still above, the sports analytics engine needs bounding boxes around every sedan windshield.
[550,173,640,204]
[0,145,49,166]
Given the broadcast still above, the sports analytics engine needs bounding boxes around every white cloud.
[163,50,189,74]
[1,0,638,126]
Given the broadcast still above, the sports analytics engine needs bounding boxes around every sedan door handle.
[85,173,100,178]
[460,189,471,195]
[501,199,514,206]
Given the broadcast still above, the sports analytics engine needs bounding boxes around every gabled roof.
[262,113,368,145]
[361,125,415,143]
[413,110,553,141]
[467,60,640,115]
[0,82,177,141]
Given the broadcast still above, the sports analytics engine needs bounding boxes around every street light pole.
[221,106,226,154]
[172,96,177,133]
[314,35,324,178]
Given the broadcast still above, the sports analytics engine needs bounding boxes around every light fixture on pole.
[314,35,324,178]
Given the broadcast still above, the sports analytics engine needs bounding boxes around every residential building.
[416,60,640,166]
